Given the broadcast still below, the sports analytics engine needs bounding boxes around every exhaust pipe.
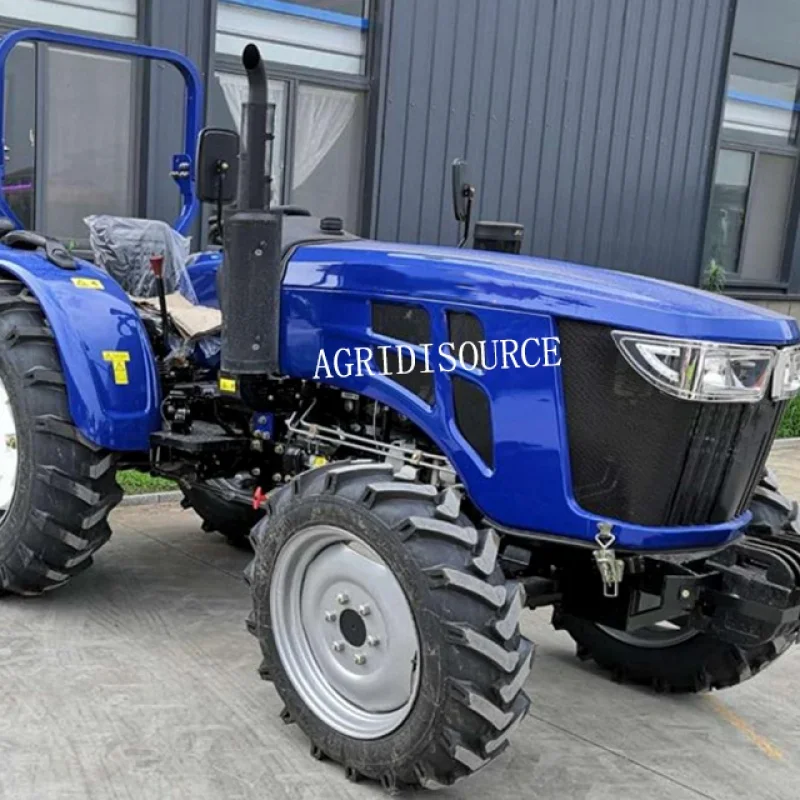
[238,43,268,211]
[221,43,283,378]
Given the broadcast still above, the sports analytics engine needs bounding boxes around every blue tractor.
[2,29,800,791]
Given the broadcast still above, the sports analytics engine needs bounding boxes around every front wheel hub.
[270,524,420,739]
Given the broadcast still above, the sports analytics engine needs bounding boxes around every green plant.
[778,395,800,439]
[702,258,727,293]
[117,470,176,495]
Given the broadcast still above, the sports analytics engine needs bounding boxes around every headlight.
[773,344,800,400]
[611,331,776,403]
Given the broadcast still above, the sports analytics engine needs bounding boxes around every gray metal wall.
[370,0,735,285]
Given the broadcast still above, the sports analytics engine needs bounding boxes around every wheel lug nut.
[354,653,366,665]
[367,635,380,647]
[325,611,337,622]
[332,641,345,653]
[337,593,350,605]
[358,604,371,617]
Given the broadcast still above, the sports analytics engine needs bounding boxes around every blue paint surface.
[8,230,797,550]
[277,240,797,550]
[187,251,223,308]
[0,246,160,452]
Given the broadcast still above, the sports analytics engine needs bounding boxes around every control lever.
[149,254,171,357]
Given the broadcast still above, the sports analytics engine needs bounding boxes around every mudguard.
[0,245,160,451]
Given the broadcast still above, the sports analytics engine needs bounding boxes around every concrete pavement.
[0,448,799,799]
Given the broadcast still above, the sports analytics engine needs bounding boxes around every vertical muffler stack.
[221,43,282,377]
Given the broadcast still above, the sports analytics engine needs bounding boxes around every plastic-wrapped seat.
[84,215,197,302]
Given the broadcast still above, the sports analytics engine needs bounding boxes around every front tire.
[0,279,121,595]
[555,473,800,693]
[246,461,532,789]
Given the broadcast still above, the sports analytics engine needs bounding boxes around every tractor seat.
[85,215,193,299]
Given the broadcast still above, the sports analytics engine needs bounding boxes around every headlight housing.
[773,344,800,401]
[611,331,779,403]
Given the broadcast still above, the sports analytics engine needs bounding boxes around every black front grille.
[559,320,786,527]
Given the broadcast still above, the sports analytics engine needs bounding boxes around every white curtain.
[216,73,358,201]
[293,85,357,189]
[217,72,286,204]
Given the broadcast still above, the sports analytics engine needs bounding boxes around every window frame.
[712,139,798,288]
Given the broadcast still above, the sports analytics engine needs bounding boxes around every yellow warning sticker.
[219,377,237,393]
[311,456,329,468]
[71,277,104,290]
[102,351,130,385]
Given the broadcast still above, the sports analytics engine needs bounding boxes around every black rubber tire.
[555,474,800,693]
[245,461,533,790]
[180,477,263,546]
[0,278,122,595]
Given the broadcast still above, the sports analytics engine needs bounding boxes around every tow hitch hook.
[593,523,625,598]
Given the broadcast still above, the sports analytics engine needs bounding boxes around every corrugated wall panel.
[372,0,735,286]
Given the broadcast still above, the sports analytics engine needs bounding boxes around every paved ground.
[1,451,800,800]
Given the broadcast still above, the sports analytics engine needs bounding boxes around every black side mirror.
[452,158,475,247]
[196,128,240,204]
[452,159,471,222]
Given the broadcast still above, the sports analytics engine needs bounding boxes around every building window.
[209,74,365,231]
[284,0,368,17]
[724,56,800,145]
[3,43,35,230]
[42,47,136,243]
[705,149,753,275]
[0,0,137,38]
[292,85,365,229]
[211,72,288,204]
[704,55,800,284]
[2,42,137,243]
[216,0,368,75]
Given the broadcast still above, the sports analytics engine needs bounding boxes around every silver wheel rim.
[0,376,18,517]
[270,524,421,739]
[597,619,698,649]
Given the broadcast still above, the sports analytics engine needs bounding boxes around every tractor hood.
[285,239,800,346]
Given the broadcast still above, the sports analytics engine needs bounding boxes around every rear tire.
[555,473,800,692]
[180,476,263,546]
[0,279,121,595]
[246,461,533,789]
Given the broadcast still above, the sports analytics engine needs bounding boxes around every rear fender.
[0,247,160,451]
